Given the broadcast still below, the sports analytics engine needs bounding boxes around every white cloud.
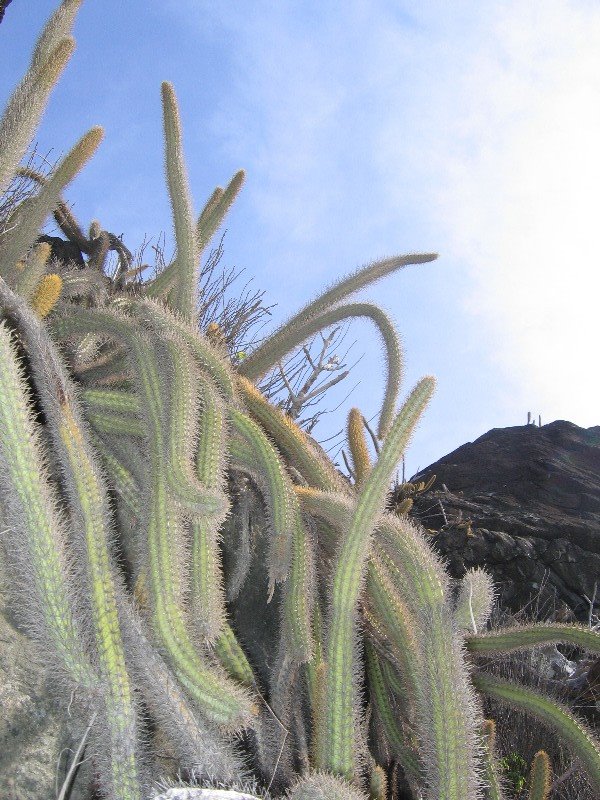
[416,0,600,426]
[166,0,600,439]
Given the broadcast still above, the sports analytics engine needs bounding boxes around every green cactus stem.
[0,319,94,687]
[315,376,434,780]
[473,672,600,795]
[189,371,229,643]
[0,285,144,799]
[1,127,103,277]
[364,640,423,782]
[160,82,198,323]
[528,750,551,800]
[479,718,505,800]
[238,376,347,492]
[466,623,600,655]
[0,32,75,193]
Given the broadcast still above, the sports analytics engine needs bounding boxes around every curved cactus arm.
[212,622,257,688]
[316,376,435,780]
[86,409,145,438]
[225,479,253,602]
[189,371,229,643]
[454,567,496,634]
[161,336,228,515]
[56,392,144,799]
[228,407,298,587]
[238,302,402,438]
[82,388,145,437]
[133,297,238,401]
[88,431,142,519]
[118,598,250,786]
[50,305,259,728]
[473,672,600,795]
[82,387,141,416]
[237,376,348,493]
[142,385,256,729]
[363,558,422,722]
[282,512,316,663]
[1,128,103,276]
[305,593,325,713]
[238,252,436,384]
[228,421,315,663]
[466,623,600,655]
[160,82,198,323]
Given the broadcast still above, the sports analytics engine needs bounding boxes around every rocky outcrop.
[409,420,600,621]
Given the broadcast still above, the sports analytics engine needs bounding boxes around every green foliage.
[1,4,599,800]
[499,752,529,797]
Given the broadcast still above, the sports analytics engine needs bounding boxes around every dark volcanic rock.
[410,420,600,621]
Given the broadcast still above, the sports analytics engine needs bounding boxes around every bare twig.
[361,414,381,456]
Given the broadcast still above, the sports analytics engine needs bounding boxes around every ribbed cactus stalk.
[347,408,372,486]
[479,719,505,800]
[528,751,552,800]
[467,623,600,654]
[314,378,434,780]
[160,82,198,323]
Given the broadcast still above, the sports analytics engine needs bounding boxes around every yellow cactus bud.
[31,273,62,317]
[347,407,371,486]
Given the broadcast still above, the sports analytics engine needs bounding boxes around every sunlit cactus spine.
[1,3,600,800]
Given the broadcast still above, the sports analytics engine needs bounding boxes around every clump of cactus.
[0,3,599,799]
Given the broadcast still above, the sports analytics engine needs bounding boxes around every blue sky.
[3,1,600,476]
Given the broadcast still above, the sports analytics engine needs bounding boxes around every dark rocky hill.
[410,420,600,621]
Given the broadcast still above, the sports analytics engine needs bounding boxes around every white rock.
[152,789,263,800]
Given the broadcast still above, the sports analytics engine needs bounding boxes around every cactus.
[527,750,552,800]
[1,4,599,800]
